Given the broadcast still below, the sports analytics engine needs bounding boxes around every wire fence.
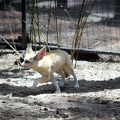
[0,0,120,54]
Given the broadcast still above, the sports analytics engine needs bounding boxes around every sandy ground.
[0,50,120,120]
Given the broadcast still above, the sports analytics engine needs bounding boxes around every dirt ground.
[0,50,120,120]
[0,1,120,119]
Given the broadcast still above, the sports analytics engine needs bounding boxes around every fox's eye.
[20,57,24,63]
[25,60,30,64]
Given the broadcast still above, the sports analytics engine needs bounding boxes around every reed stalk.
[36,0,41,48]
[54,0,60,48]
[4,0,17,50]
[71,0,96,67]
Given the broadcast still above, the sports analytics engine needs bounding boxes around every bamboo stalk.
[70,0,96,67]
[55,0,60,48]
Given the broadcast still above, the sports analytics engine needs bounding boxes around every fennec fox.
[20,44,79,93]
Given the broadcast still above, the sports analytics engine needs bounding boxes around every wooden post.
[21,0,26,49]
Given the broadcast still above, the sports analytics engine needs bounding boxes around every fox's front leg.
[50,74,61,93]
[31,76,50,90]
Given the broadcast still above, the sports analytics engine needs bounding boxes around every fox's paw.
[74,83,80,89]
[31,87,37,91]
[55,89,61,93]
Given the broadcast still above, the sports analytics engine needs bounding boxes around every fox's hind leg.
[72,72,79,88]
[63,61,79,89]
[56,69,65,87]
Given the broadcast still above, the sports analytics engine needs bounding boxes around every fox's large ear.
[26,44,34,54]
[25,44,34,56]
[33,46,46,60]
